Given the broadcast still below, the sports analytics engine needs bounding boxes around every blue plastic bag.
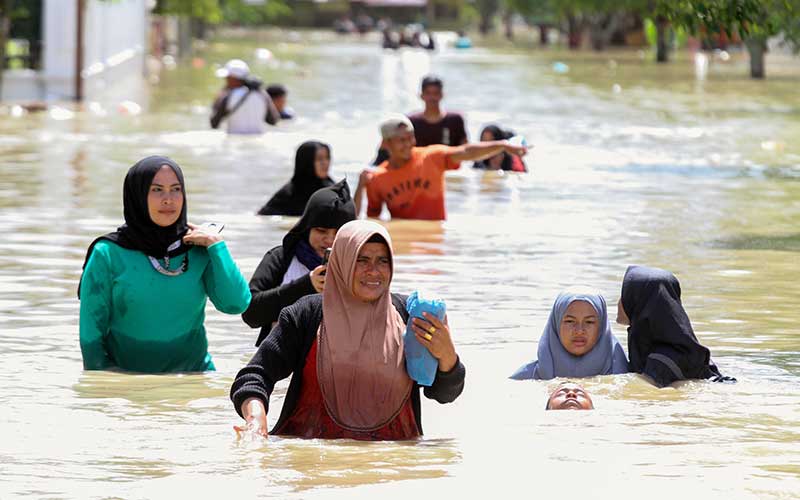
[403,291,446,387]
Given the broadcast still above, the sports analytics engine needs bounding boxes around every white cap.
[215,59,250,80]
[380,114,414,139]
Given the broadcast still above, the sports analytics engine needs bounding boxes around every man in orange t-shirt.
[355,115,528,221]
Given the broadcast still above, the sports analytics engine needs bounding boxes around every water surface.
[1,31,799,499]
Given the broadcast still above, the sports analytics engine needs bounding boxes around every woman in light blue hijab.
[511,287,629,380]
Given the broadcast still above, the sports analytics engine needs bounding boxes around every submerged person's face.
[147,165,183,227]
[351,242,391,302]
[547,382,594,410]
[308,227,337,258]
[559,300,600,356]
[386,129,415,163]
[616,298,630,325]
[314,147,331,179]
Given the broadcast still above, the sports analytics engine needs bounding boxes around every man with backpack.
[210,59,281,135]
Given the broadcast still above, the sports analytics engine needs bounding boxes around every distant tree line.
[150,0,800,79]
[481,0,800,78]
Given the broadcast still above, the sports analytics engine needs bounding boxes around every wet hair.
[420,75,443,92]
[266,84,287,98]
[481,124,514,141]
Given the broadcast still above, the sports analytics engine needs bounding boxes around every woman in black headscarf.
[472,125,527,172]
[243,180,356,345]
[258,141,335,216]
[78,156,251,373]
[618,265,735,387]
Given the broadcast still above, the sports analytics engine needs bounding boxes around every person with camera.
[242,181,356,346]
[210,59,281,135]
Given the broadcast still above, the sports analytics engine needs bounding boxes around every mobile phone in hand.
[320,247,332,276]
[200,222,225,234]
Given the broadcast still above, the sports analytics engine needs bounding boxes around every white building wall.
[2,0,148,102]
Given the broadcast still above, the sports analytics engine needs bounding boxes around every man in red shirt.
[355,115,527,221]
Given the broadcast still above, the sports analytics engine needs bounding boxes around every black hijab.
[258,141,335,216]
[621,265,733,387]
[281,179,355,259]
[472,125,513,171]
[78,156,190,298]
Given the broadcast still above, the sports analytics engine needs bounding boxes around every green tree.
[153,0,223,23]
[475,0,501,34]
[220,0,292,26]
[657,0,800,78]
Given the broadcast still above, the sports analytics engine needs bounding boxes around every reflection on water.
[1,31,799,499]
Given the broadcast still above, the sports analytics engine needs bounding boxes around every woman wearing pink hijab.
[231,220,465,440]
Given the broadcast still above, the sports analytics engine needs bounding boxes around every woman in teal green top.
[78,155,251,373]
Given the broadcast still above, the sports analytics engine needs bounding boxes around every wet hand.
[183,222,223,247]
[235,398,268,438]
[412,313,458,373]
[233,416,268,439]
[309,265,326,293]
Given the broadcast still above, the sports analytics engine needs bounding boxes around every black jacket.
[243,180,356,345]
[241,245,316,345]
[230,293,466,436]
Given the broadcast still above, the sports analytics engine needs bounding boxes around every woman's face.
[547,382,594,410]
[480,130,496,142]
[559,300,600,356]
[616,298,630,325]
[351,242,391,302]
[147,165,183,227]
[308,227,337,258]
[314,147,330,179]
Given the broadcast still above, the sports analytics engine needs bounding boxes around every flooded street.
[1,31,799,499]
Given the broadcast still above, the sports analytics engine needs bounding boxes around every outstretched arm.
[448,140,527,163]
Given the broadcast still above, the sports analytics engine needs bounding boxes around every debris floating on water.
[118,101,142,116]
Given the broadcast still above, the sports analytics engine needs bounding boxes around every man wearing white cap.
[210,59,280,135]
[354,114,527,220]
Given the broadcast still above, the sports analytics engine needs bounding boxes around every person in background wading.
[408,75,468,147]
[258,141,335,217]
[355,115,527,220]
[472,125,528,172]
[231,220,465,440]
[243,181,355,346]
[367,74,469,167]
[78,156,251,373]
[266,84,295,120]
[210,59,280,135]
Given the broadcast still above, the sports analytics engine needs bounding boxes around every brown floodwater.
[1,30,799,499]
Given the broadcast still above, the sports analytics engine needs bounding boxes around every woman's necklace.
[148,252,189,276]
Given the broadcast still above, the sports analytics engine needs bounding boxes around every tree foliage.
[153,0,292,25]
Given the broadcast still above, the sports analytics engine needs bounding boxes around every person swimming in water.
[546,382,594,410]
